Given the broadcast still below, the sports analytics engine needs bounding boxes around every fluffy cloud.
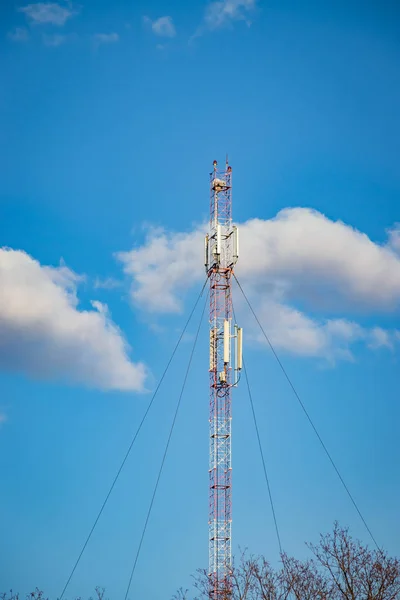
[92,33,119,46]
[387,224,400,254]
[204,0,256,30]
[252,300,397,361]
[19,2,78,26]
[118,208,400,314]
[94,277,122,290]
[117,208,400,359]
[238,209,400,312]
[117,226,204,313]
[42,33,68,46]
[8,27,29,42]
[143,16,176,38]
[0,249,146,391]
[254,300,360,359]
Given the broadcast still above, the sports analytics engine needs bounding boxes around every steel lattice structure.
[205,160,241,599]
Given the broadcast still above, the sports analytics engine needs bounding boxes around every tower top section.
[205,159,238,274]
[209,160,233,231]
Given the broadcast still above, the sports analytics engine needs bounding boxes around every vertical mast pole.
[206,159,241,599]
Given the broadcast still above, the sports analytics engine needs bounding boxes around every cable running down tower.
[205,159,242,599]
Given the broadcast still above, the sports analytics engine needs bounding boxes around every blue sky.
[1,0,400,597]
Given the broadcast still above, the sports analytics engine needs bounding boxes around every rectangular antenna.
[204,235,209,270]
[224,319,230,364]
[233,226,239,262]
[216,225,221,257]
[209,328,216,370]
[234,324,238,374]
[237,327,243,370]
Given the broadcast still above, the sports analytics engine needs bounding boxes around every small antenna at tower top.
[226,154,229,167]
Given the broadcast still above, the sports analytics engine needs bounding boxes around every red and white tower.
[205,159,242,599]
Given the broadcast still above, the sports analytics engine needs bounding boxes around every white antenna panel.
[237,327,243,370]
[223,319,230,364]
[233,226,239,262]
[216,225,221,256]
[209,328,216,370]
[204,235,209,270]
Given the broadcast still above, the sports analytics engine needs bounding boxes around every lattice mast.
[204,159,242,599]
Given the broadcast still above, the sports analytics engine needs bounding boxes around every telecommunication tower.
[204,159,242,599]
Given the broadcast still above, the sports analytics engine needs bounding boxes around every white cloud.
[387,223,400,254]
[204,0,256,30]
[8,27,29,42]
[118,208,400,314]
[254,300,356,359]
[252,299,398,360]
[92,33,119,46]
[94,277,122,290]
[367,327,394,350]
[238,209,400,312]
[116,208,400,359]
[19,2,78,26]
[0,248,146,391]
[117,226,204,313]
[143,15,176,38]
[42,33,68,46]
